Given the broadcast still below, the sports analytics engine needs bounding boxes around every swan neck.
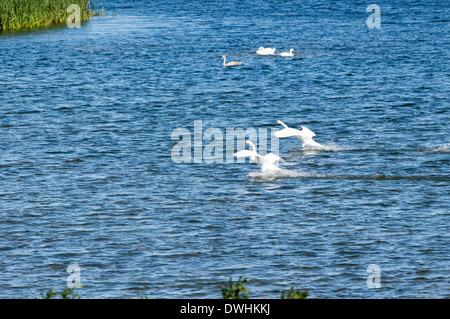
[278,121,288,128]
[247,141,256,153]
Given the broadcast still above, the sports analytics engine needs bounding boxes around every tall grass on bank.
[0,0,100,31]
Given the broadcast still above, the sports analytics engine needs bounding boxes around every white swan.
[234,140,283,173]
[274,120,324,149]
[221,56,242,67]
[256,47,276,56]
[279,48,294,57]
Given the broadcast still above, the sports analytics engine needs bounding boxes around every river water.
[0,0,448,298]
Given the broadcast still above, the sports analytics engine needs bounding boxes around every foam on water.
[248,168,309,179]
[425,144,450,153]
[291,141,345,153]
[247,170,450,182]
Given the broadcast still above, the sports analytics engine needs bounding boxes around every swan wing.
[273,127,303,139]
[234,150,259,158]
[299,126,316,139]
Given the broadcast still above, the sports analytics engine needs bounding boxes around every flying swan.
[274,120,324,149]
[257,47,276,55]
[221,56,242,67]
[234,140,283,173]
[279,48,294,57]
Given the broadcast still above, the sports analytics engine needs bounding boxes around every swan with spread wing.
[274,120,324,149]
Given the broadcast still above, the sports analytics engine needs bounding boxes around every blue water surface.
[0,0,449,298]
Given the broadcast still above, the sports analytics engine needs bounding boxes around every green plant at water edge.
[41,287,80,299]
[281,287,308,299]
[0,0,103,31]
[220,277,251,299]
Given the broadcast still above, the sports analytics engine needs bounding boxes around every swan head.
[258,47,264,50]
[221,56,226,59]
[290,48,294,53]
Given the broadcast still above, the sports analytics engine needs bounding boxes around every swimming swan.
[221,56,242,67]
[279,48,294,57]
[274,120,324,149]
[257,47,276,55]
[234,140,283,173]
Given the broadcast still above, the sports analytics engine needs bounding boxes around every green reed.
[0,0,101,31]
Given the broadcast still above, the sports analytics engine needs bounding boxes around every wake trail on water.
[316,142,344,152]
[248,168,310,179]
[247,169,450,182]
[424,144,450,153]
[291,143,450,154]
[291,141,345,152]
[244,143,450,181]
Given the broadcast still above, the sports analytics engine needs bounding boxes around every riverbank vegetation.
[40,277,308,299]
[220,277,309,299]
[0,0,102,31]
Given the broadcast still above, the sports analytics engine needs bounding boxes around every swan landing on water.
[221,56,242,67]
[234,140,283,173]
[274,120,324,149]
